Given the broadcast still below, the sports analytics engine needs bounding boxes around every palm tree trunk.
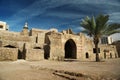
[95,43,100,62]
[94,37,100,62]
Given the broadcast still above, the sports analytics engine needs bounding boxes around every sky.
[0,0,120,41]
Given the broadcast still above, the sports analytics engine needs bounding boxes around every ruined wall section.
[99,44,118,59]
[25,42,44,60]
[47,32,63,60]
[61,33,94,60]
[21,28,29,36]
[77,33,87,60]
[0,30,30,42]
[26,49,44,61]
[82,36,94,61]
[29,28,49,36]
[0,47,18,61]
[0,30,31,54]
[29,28,49,44]
[61,34,80,59]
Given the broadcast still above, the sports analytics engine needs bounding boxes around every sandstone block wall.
[0,48,18,61]
[0,27,118,61]
[29,28,48,36]
[48,33,64,60]
[37,33,45,44]
[0,30,30,43]
[26,49,44,61]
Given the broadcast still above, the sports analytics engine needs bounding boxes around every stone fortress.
[0,21,118,61]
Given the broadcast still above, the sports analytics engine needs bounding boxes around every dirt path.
[0,60,66,80]
[0,59,120,80]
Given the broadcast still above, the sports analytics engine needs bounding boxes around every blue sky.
[0,0,120,41]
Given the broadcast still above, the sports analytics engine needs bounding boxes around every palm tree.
[80,14,120,62]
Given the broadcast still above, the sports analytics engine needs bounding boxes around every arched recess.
[86,52,89,58]
[64,39,77,59]
[33,47,41,49]
[4,45,16,48]
[110,53,112,58]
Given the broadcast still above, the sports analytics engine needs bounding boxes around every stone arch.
[33,47,41,49]
[4,45,16,48]
[64,39,77,59]
[86,52,89,58]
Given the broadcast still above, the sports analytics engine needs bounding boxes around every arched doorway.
[104,52,106,59]
[110,53,112,58]
[65,39,77,59]
[86,52,89,58]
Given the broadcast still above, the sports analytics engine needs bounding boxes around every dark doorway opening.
[44,33,50,59]
[104,52,106,59]
[18,50,22,59]
[44,45,50,59]
[18,44,26,60]
[18,49,26,59]
[110,53,112,58]
[86,52,89,58]
[115,53,117,58]
[65,39,77,59]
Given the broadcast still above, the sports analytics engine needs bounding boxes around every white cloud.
[4,0,120,41]
[6,0,120,24]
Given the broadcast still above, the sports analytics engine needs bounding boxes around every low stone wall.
[26,49,44,61]
[0,47,18,61]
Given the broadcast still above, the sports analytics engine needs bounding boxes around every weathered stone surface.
[26,49,44,61]
[0,47,18,61]
[0,23,118,61]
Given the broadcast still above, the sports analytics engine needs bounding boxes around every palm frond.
[106,23,120,31]
[91,16,96,29]
[95,14,109,35]
[80,16,95,35]
[105,30,120,36]
[80,14,120,39]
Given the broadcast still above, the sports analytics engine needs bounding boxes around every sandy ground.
[0,58,120,80]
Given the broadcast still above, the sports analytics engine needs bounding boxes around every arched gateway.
[64,39,77,59]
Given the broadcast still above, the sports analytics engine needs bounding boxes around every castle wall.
[61,34,81,59]
[0,31,30,42]
[47,32,64,60]
[0,47,18,61]
[21,28,29,36]
[26,49,44,61]
[81,39,118,61]
[0,27,118,61]
[99,44,118,59]
[47,32,94,61]
[29,28,49,36]
[81,37,95,61]
[37,33,45,44]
